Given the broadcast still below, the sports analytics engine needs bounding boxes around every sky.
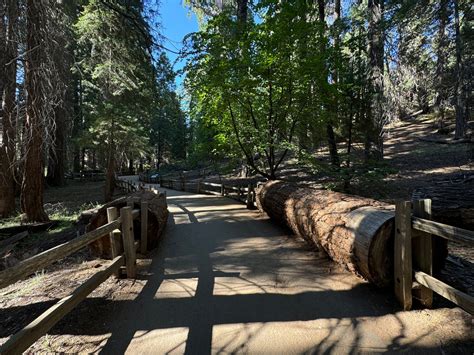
[159,0,200,89]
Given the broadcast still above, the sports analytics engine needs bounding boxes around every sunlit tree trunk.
[21,0,49,222]
[367,0,384,159]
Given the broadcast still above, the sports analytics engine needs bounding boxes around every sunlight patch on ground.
[126,328,189,354]
[154,278,198,299]
[210,319,379,354]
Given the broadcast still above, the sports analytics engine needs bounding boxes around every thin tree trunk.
[368,0,385,159]
[104,144,116,202]
[318,0,340,167]
[435,0,447,129]
[454,0,466,139]
[21,0,49,222]
[81,147,86,170]
[236,0,248,24]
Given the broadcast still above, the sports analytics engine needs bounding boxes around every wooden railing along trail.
[0,195,149,354]
[159,177,256,209]
[395,199,474,314]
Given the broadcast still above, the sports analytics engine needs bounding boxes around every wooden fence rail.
[158,178,256,209]
[116,178,138,193]
[0,256,125,355]
[394,199,474,314]
[0,202,148,354]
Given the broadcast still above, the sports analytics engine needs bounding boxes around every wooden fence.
[394,199,474,314]
[116,178,138,193]
[0,202,148,354]
[159,178,256,209]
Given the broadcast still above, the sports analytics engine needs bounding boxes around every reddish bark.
[0,0,18,217]
[21,0,49,222]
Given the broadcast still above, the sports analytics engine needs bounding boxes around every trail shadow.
[1,189,472,354]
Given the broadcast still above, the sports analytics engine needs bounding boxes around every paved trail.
[102,181,472,354]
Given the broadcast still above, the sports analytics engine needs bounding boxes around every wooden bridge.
[0,177,473,353]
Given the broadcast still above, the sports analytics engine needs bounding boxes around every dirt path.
[99,184,472,354]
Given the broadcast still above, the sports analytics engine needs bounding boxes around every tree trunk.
[236,0,248,24]
[21,0,49,222]
[0,0,6,97]
[454,0,466,139]
[367,0,385,159]
[104,143,116,202]
[326,124,339,167]
[318,0,340,167]
[72,76,82,173]
[257,181,447,287]
[80,147,86,170]
[0,0,18,217]
[46,106,66,186]
[435,0,449,129]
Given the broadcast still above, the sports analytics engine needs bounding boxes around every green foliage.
[75,0,156,164]
[185,1,333,178]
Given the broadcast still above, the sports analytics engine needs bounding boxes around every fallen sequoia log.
[257,181,447,287]
[86,190,168,258]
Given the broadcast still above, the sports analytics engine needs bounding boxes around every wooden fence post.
[394,201,413,310]
[140,202,148,254]
[246,184,254,209]
[238,186,242,201]
[120,206,137,278]
[221,184,225,196]
[197,181,201,194]
[413,199,433,307]
[106,207,121,276]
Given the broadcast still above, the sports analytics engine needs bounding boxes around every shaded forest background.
[0,0,472,223]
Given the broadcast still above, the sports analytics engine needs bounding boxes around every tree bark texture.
[367,0,384,159]
[257,181,447,287]
[46,106,66,186]
[21,0,49,222]
[0,0,18,217]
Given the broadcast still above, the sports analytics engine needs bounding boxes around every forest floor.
[198,113,474,293]
[1,188,473,353]
[0,114,473,352]
[200,113,473,202]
